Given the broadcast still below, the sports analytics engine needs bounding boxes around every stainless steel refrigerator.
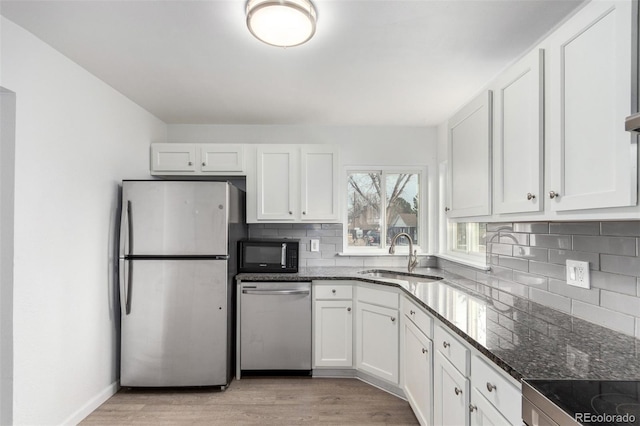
[118,180,246,388]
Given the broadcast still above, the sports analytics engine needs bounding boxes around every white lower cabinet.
[313,300,353,368]
[403,318,433,426]
[434,351,470,426]
[313,282,353,368]
[470,388,511,426]
[356,301,399,384]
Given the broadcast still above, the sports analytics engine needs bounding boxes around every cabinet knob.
[421,348,427,354]
[188,161,193,166]
[332,289,336,294]
[486,382,496,392]
[289,211,293,215]
[302,211,306,215]
[202,162,206,166]
[455,387,462,396]
[444,207,450,212]
[549,191,559,199]
[390,317,396,322]
[527,192,536,200]
[469,404,477,413]
[410,310,415,315]
[443,341,450,349]
[347,307,351,312]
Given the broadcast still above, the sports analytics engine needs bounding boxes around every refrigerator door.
[120,259,229,387]
[121,181,229,256]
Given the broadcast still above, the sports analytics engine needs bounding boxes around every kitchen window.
[345,168,424,253]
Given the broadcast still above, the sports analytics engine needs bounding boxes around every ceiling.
[0,0,586,126]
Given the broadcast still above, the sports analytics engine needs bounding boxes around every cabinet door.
[404,319,433,426]
[470,388,511,426]
[200,144,244,173]
[547,0,637,211]
[300,145,339,221]
[434,351,470,426]
[150,143,196,172]
[256,145,297,220]
[493,49,544,214]
[448,91,493,218]
[314,300,353,368]
[356,302,399,384]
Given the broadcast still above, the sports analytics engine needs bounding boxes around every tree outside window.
[347,171,420,249]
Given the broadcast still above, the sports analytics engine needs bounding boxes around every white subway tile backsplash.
[548,249,599,270]
[439,220,640,338]
[548,278,600,305]
[572,235,637,256]
[530,234,572,249]
[600,290,640,317]
[572,301,636,336]
[529,288,571,313]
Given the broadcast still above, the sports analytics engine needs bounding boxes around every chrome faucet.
[389,232,418,273]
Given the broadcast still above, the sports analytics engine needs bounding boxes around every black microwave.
[238,239,299,273]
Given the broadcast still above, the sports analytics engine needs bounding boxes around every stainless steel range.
[523,380,640,426]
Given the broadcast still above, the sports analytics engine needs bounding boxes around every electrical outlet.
[566,260,590,289]
[310,239,320,252]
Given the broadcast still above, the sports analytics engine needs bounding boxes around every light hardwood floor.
[81,376,419,425]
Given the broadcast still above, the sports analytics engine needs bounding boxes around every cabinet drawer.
[402,297,432,339]
[471,356,521,425]
[434,325,469,376]
[357,286,399,309]
[315,284,353,300]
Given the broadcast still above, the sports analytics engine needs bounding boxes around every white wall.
[0,87,16,426]
[0,17,166,425]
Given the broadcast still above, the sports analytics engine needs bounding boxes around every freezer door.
[120,259,229,387]
[122,181,229,256]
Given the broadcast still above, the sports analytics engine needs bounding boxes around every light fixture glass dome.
[246,0,317,47]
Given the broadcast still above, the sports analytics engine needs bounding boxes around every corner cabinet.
[403,313,433,425]
[546,0,637,211]
[150,143,245,176]
[492,49,544,215]
[251,144,340,223]
[447,91,493,218]
[355,286,399,385]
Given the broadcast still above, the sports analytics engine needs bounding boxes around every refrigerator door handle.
[119,199,133,258]
[281,243,286,267]
[119,259,133,315]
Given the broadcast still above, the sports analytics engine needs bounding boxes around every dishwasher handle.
[242,289,310,296]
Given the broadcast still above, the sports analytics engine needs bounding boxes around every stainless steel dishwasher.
[240,281,312,372]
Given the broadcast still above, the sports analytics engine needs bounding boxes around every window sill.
[436,253,489,271]
[337,251,432,257]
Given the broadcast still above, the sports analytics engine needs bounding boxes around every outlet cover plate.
[310,239,320,252]
[566,260,590,289]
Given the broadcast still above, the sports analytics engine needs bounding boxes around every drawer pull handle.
[443,341,450,349]
[454,387,462,396]
[410,310,415,315]
[421,348,427,354]
[347,307,351,312]
[469,404,477,413]
[486,382,496,392]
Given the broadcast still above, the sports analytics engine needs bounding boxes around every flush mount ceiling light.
[246,0,317,47]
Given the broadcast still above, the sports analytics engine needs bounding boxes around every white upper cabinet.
[300,145,340,221]
[252,144,340,223]
[150,143,197,173]
[492,49,544,215]
[547,0,637,212]
[447,91,493,218]
[150,143,246,176]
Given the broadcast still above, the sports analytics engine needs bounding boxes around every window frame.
[342,165,428,255]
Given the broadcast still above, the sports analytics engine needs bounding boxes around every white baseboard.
[62,380,119,425]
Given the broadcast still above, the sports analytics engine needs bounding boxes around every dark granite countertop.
[236,266,640,383]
